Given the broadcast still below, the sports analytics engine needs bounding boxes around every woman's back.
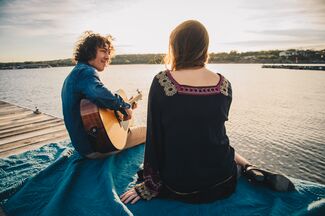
[148,69,236,193]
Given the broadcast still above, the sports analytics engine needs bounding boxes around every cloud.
[0,0,138,61]
[239,0,325,11]
[0,0,324,61]
[248,29,325,42]
[0,0,135,36]
[239,0,325,27]
[223,39,325,51]
[0,0,92,36]
[232,0,325,51]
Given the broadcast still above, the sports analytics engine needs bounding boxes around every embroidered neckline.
[167,70,228,96]
[156,70,229,96]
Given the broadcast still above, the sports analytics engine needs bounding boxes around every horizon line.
[1,48,325,64]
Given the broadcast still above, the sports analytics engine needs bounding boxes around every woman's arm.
[120,76,163,204]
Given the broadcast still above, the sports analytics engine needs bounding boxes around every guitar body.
[80,89,138,153]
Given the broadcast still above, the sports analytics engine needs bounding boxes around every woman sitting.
[120,20,294,204]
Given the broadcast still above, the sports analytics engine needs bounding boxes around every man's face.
[88,43,110,72]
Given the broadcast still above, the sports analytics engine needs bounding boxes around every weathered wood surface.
[0,100,69,158]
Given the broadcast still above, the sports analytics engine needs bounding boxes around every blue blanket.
[0,141,324,216]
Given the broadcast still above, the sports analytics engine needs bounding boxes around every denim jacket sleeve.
[77,66,131,111]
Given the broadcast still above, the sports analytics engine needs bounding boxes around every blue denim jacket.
[61,62,130,156]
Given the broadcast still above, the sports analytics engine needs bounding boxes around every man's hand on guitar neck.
[131,102,137,109]
[129,96,138,110]
[116,95,138,121]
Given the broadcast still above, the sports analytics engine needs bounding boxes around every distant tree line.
[209,49,325,63]
[1,49,324,70]
[111,54,164,64]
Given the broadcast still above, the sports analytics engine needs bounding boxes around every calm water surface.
[0,64,324,184]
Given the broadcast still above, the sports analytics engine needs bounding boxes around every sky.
[0,0,325,62]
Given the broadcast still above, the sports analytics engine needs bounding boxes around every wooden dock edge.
[0,100,69,158]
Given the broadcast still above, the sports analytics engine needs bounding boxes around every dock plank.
[0,125,67,146]
[0,134,68,158]
[0,106,23,114]
[0,120,65,139]
[0,129,68,152]
[0,100,70,158]
[0,110,33,121]
[0,119,63,138]
[0,115,54,129]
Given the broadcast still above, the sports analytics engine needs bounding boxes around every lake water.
[0,64,324,184]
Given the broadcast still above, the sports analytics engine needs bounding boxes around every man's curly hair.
[73,31,114,63]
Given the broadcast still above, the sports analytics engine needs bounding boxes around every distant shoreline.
[262,64,325,71]
[1,50,324,70]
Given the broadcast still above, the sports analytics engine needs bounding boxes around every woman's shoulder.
[217,73,231,97]
[152,70,178,96]
[154,70,169,79]
[205,69,232,96]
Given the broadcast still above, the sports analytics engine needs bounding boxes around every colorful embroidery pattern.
[220,78,229,96]
[156,71,177,96]
[134,165,162,200]
[135,182,156,200]
[156,70,230,96]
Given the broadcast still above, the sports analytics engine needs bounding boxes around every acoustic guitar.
[80,89,142,153]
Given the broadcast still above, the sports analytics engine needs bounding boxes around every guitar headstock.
[129,89,143,104]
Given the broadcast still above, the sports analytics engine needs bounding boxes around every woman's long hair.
[164,20,209,71]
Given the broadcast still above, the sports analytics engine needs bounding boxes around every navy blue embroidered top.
[61,62,130,156]
[135,70,236,200]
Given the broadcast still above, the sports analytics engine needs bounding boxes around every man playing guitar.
[61,31,146,159]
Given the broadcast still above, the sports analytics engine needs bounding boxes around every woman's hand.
[120,187,141,204]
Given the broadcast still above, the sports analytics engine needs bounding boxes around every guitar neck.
[128,93,142,104]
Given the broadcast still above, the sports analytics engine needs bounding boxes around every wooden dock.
[262,64,325,70]
[0,100,69,158]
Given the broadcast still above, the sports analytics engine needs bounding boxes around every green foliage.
[1,50,324,70]
[208,49,324,64]
[111,54,164,65]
